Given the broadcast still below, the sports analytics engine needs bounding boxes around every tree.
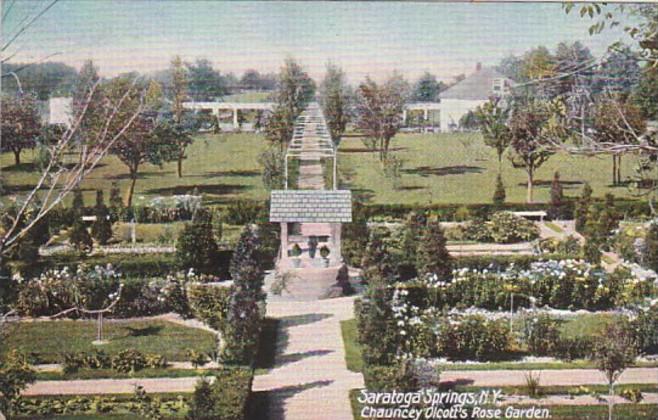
[574,183,593,232]
[508,100,566,203]
[474,99,511,165]
[170,56,194,178]
[592,96,646,185]
[595,46,641,96]
[593,322,638,420]
[493,174,506,207]
[497,54,527,83]
[0,350,36,417]
[361,230,396,286]
[72,188,85,214]
[549,171,563,219]
[319,62,351,142]
[186,58,226,101]
[258,145,285,190]
[175,211,219,274]
[401,211,426,266]
[69,218,92,254]
[91,190,112,245]
[223,226,264,364]
[412,72,444,102]
[355,74,408,161]
[634,66,658,121]
[72,60,105,146]
[109,182,124,222]
[416,219,452,281]
[109,80,179,206]
[522,46,556,94]
[275,57,316,118]
[1,93,42,165]
[1,62,78,99]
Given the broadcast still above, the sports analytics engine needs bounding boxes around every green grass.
[112,222,186,244]
[34,367,215,381]
[3,319,216,363]
[559,313,619,339]
[545,221,565,233]
[341,319,363,373]
[338,132,641,205]
[1,132,269,206]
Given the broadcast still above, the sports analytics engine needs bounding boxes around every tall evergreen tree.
[493,174,506,208]
[416,219,452,281]
[361,230,396,286]
[175,210,219,274]
[91,190,112,245]
[550,171,563,219]
[575,183,593,232]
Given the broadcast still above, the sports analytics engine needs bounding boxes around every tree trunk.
[608,383,614,420]
[526,169,534,204]
[125,173,137,208]
[13,149,21,166]
[617,155,622,185]
[177,155,183,178]
[612,155,617,185]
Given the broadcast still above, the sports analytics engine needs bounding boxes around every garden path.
[252,295,364,420]
[23,366,658,396]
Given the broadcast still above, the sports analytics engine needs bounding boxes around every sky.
[2,1,636,83]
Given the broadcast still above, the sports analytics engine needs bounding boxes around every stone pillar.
[233,107,239,129]
[424,108,429,121]
[331,223,342,264]
[402,109,407,125]
[280,222,289,260]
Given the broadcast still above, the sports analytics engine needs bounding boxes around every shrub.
[574,183,593,233]
[91,190,113,245]
[186,349,209,368]
[537,236,581,256]
[363,362,418,392]
[223,200,264,225]
[343,202,369,267]
[523,315,561,356]
[222,226,265,365]
[111,349,147,374]
[492,174,506,208]
[69,219,93,253]
[187,367,253,420]
[553,336,594,361]
[355,293,398,366]
[632,304,658,354]
[175,212,220,274]
[187,284,232,331]
[436,315,510,361]
[0,350,36,416]
[486,212,539,243]
[361,230,396,285]
[549,171,563,219]
[643,221,658,272]
[416,219,452,281]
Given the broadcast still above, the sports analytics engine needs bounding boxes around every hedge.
[188,367,254,420]
[40,250,233,278]
[359,198,651,221]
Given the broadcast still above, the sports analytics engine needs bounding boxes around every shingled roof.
[270,190,352,223]
[439,67,512,101]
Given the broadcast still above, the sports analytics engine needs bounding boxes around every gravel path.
[252,296,364,420]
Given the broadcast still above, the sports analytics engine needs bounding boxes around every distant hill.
[2,62,78,99]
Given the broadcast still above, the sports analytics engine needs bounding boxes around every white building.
[48,97,73,127]
[438,64,513,132]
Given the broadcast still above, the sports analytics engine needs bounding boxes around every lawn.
[1,132,269,206]
[341,319,363,372]
[338,132,642,205]
[2,319,217,363]
[110,221,243,246]
[222,91,272,103]
[3,131,645,207]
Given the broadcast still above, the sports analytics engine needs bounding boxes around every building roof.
[439,67,512,101]
[270,190,352,223]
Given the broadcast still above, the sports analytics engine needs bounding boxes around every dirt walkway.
[252,296,363,420]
